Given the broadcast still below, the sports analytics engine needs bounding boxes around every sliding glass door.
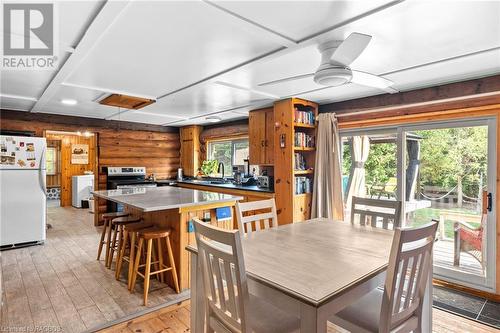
[341,118,497,291]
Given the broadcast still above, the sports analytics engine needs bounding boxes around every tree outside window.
[207,139,249,177]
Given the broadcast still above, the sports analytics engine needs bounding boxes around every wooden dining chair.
[351,196,402,230]
[192,218,299,333]
[330,221,438,333]
[235,199,278,236]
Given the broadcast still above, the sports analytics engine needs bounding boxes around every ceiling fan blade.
[351,70,396,92]
[258,73,314,87]
[331,32,372,66]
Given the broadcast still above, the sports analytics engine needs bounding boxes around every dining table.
[187,218,432,332]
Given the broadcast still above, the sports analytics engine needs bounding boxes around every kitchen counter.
[92,186,243,212]
[177,179,274,193]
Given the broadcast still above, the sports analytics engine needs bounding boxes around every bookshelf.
[274,97,318,224]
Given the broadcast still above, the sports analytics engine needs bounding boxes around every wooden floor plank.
[101,304,500,333]
[1,206,183,333]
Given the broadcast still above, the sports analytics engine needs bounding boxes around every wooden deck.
[434,239,484,276]
[99,302,500,333]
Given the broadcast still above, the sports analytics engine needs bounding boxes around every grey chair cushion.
[334,288,383,332]
[248,294,300,333]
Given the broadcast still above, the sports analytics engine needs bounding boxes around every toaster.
[257,175,273,188]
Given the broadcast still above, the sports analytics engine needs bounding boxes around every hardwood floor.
[0,206,186,332]
[101,302,500,333]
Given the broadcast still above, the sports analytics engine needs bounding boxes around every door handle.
[487,193,493,212]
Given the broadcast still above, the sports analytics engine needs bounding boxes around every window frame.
[206,136,249,171]
[46,146,57,176]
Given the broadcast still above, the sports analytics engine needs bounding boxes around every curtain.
[345,136,370,210]
[311,113,344,220]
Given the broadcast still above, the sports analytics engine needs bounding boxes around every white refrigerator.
[0,135,47,247]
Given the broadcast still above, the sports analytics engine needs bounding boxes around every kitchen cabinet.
[249,108,274,165]
[180,125,202,177]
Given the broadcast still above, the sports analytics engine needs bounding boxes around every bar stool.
[130,227,180,305]
[115,221,154,287]
[107,215,142,268]
[97,212,130,266]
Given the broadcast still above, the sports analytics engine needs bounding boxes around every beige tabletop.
[188,218,394,307]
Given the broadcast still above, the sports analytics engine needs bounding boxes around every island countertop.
[92,186,243,212]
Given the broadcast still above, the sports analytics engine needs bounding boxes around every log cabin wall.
[0,110,180,219]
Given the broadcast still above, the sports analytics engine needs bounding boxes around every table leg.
[300,304,327,333]
[190,251,205,333]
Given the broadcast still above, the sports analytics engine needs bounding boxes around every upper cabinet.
[249,107,274,165]
[180,125,202,177]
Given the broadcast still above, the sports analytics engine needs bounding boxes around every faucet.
[218,162,225,180]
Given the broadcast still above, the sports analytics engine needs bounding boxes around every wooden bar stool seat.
[97,212,130,266]
[130,227,180,305]
[107,215,142,268]
[115,222,154,285]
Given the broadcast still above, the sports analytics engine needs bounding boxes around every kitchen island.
[92,186,243,291]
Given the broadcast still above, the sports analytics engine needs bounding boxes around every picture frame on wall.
[71,144,89,164]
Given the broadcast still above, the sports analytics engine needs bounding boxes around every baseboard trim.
[433,278,500,302]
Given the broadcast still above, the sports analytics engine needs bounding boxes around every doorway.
[46,139,62,207]
[341,118,497,292]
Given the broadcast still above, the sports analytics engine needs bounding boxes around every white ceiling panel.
[385,48,500,92]
[0,96,35,111]
[65,1,285,98]
[210,0,394,42]
[166,111,248,127]
[141,82,274,118]
[108,111,187,125]
[295,83,382,104]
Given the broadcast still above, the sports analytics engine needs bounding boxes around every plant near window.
[201,160,219,176]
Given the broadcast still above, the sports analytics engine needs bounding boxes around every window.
[46,147,57,175]
[207,138,249,175]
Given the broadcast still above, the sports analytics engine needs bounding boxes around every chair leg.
[156,237,165,283]
[166,235,180,293]
[130,238,143,293]
[143,239,153,306]
[108,224,119,268]
[104,219,113,266]
[115,229,128,280]
[97,218,108,260]
[128,231,137,290]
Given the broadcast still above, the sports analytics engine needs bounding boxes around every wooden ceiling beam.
[319,74,500,122]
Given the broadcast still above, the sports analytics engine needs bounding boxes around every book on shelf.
[295,176,313,195]
[294,108,315,125]
[294,153,307,170]
[294,132,315,148]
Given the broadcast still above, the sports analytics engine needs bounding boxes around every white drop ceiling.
[1,0,499,126]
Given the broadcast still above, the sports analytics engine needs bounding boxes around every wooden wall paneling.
[265,108,275,165]
[45,132,98,207]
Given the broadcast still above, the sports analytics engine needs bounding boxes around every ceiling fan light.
[313,67,352,86]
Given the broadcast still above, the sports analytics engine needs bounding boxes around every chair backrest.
[350,196,402,230]
[379,222,438,333]
[235,199,278,235]
[193,217,250,333]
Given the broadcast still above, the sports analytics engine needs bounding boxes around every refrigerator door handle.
[39,148,47,196]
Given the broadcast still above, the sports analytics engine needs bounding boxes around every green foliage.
[201,160,219,176]
[342,127,488,198]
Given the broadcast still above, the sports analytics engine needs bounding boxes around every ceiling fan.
[259,32,396,92]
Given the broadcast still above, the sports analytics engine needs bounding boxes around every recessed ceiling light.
[206,116,222,123]
[61,98,77,105]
